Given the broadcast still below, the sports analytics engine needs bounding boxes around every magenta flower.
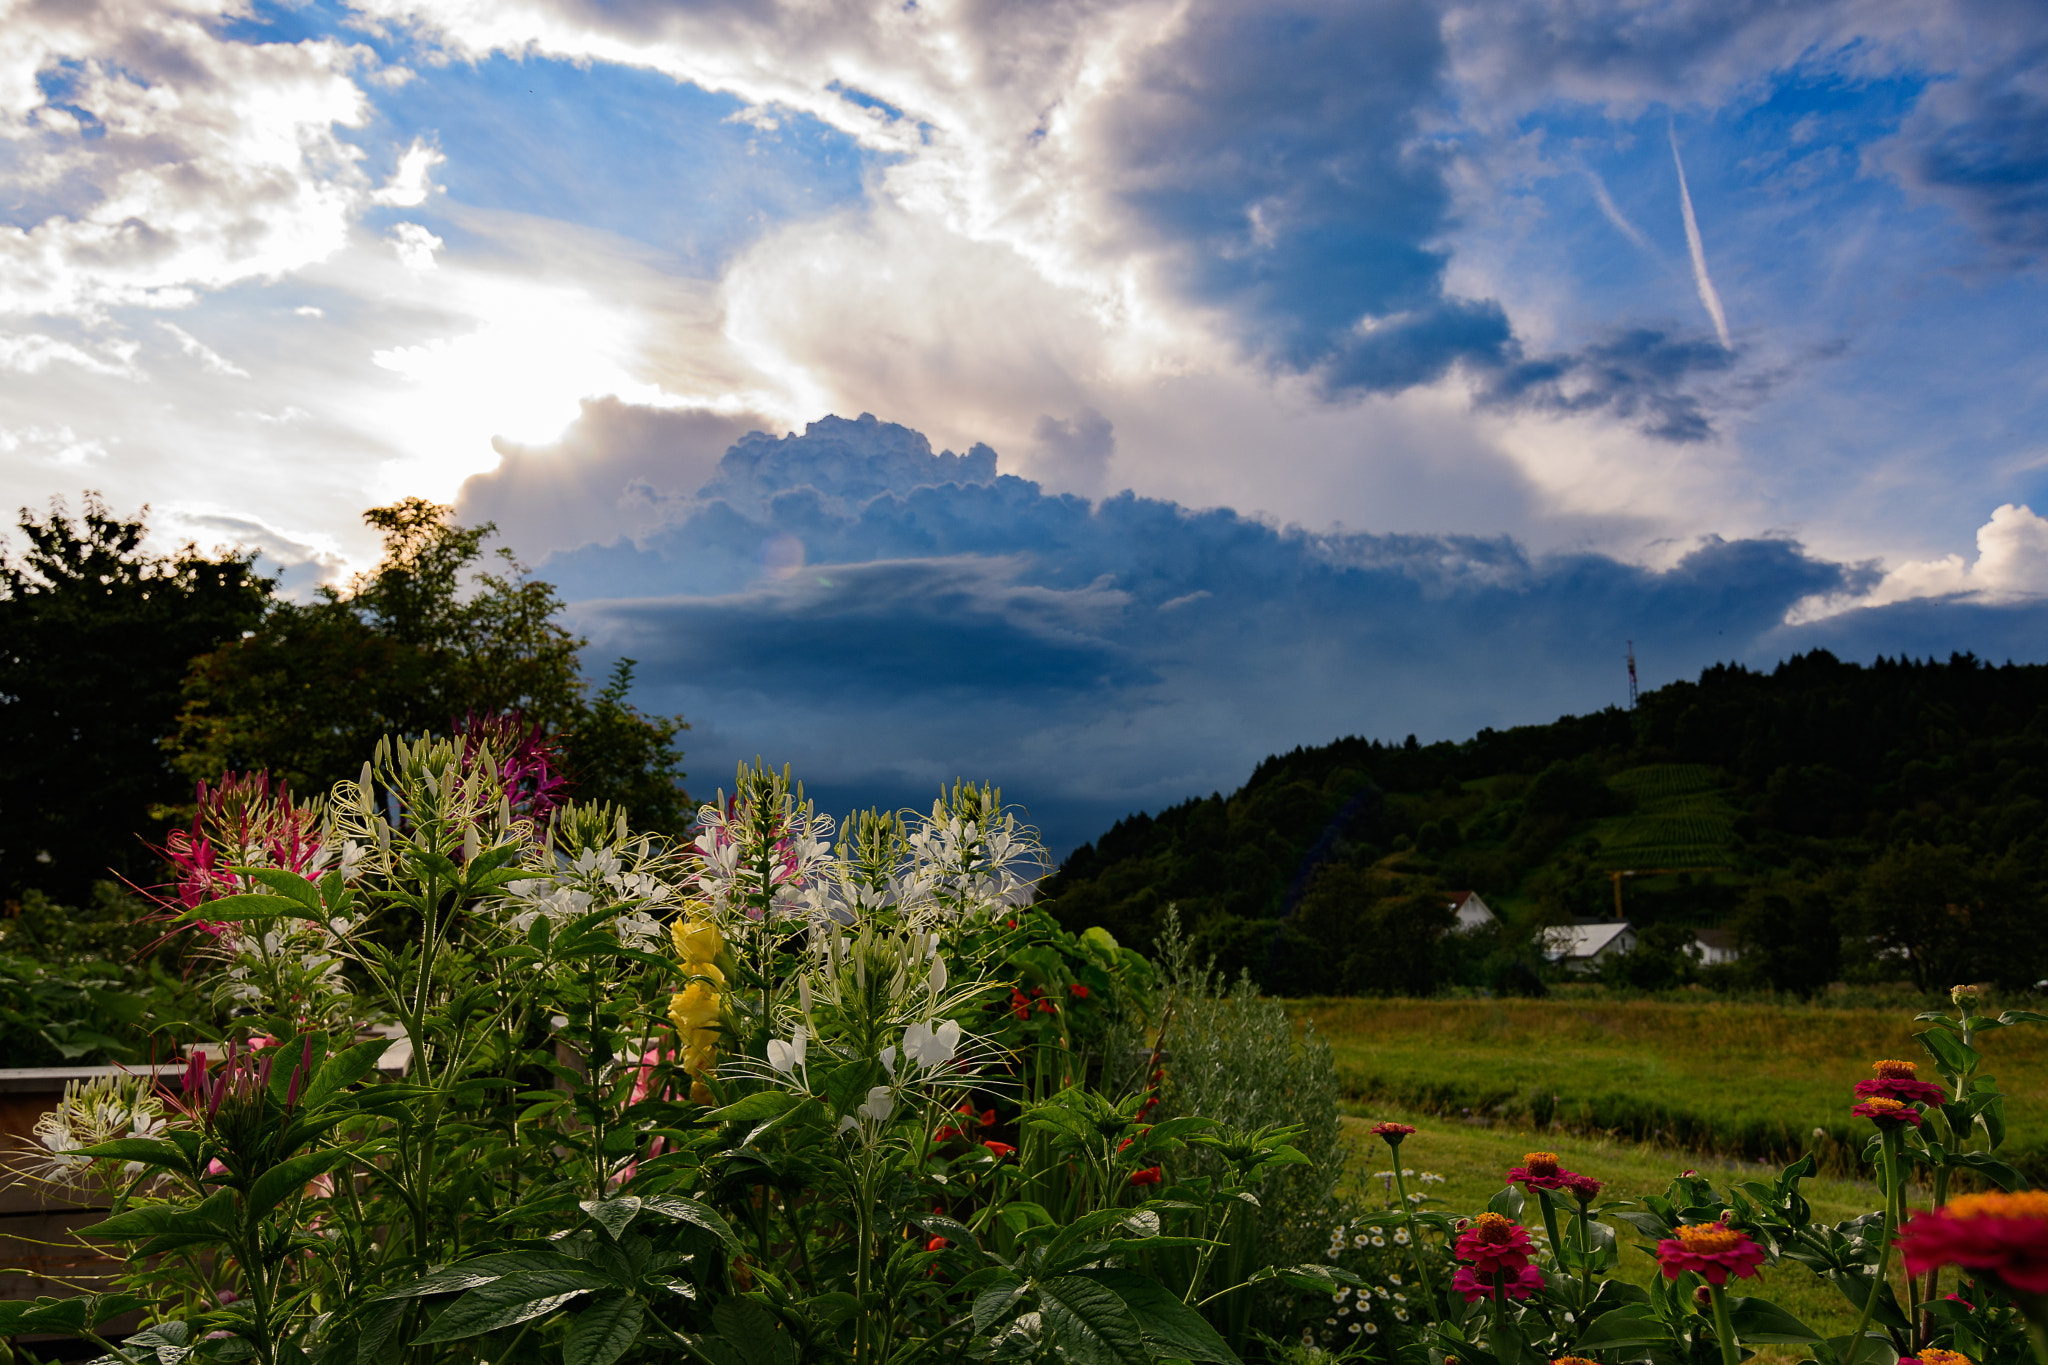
[1452,1263,1545,1302]
[1853,1097,1925,1128]
[1656,1223,1767,1286]
[1506,1150,1573,1191]
[1855,1059,1946,1107]
[1456,1212,1536,1275]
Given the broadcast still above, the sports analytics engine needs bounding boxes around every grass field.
[1330,1106,1882,1350]
[1296,996,2048,1177]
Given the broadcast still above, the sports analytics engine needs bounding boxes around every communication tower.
[1627,640,1639,709]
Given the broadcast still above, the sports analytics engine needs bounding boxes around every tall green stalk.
[1388,1163,1439,1316]
[1844,1126,1903,1365]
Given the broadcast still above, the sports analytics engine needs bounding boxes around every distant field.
[1295,997,2048,1178]
[1332,1108,1884,1349]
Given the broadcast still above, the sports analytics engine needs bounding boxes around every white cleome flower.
[767,1029,809,1075]
[857,1086,895,1122]
[901,1019,961,1070]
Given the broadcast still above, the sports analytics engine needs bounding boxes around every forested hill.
[1036,651,2048,997]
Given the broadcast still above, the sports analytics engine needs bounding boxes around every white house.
[1447,890,1498,934]
[1687,928,1741,966]
[1541,921,1637,972]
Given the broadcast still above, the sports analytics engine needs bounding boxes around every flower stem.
[1576,1196,1596,1310]
[1708,1283,1742,1365]
[1389,1161,1439,1317]
[1845,1127,1901,1365]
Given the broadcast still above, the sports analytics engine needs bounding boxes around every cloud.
[388,222,444,271]
[0,0,375,319]
[370,139,445,207]
[1670,128,1732,348]
[0,330,140,377]
[157,322,249,377]
[1802,503,2048,613]
[1479,327,1736,442]
[540,414,1883,850]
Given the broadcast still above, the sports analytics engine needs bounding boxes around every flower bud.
[1952,983,1981,1008]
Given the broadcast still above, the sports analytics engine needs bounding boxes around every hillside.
[1037,650,2048,996]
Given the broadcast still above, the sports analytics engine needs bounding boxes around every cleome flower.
[1853,1097,1925,1128]
[1507,1151,1573,1190]
[1899,1191,2048,1295]
[1455,1212,1536,1275]
[1856,1060,1947,1107]
[1656,1223,1767,1286]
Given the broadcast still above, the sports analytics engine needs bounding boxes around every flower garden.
[5,733,2048,1365]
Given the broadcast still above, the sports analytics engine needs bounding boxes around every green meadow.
[1300,996,2048,1176]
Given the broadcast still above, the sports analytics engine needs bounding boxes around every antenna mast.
[1627,640,1639,709]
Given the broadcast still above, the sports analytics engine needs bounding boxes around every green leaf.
[1573,1305,1671,1350]
[1037,1275,1149,1365]
[1487,1184,1526,1220]
[91,1201,195,1241]
[1916,1026,1975,1077]
[1999,1010,2048,1026]
[15,1296,91,1334]
[375,1252,590,1301]
[75,1137,189,1172]
[581,1195,643,1241]
[974,1279,1028,1336]
[642,1195,746,1255]
[709,1299,796,1365]
[1727,1295,1823,1345]
[231,867,323,909]
[301,1036,391,1107]
[1079,1268,1238,1364]
[1948,1150,2027,1190]
[564,1292,645,1365]
[249,1149,348,1223]
[709,1091,797,1123]
[409,1271,611,1343]
[181,892,307,922]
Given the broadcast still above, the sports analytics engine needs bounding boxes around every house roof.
[1694,928,1738,951]
[1541,921,1635,959]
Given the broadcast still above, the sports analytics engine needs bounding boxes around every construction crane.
[1608,866,1726,918]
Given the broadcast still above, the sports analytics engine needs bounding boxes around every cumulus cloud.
[540,415,1863,848]
[1829,503,2048,609]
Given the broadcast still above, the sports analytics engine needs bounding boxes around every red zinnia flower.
[1656,1223,1767,1286]
[1371,1121,1416,1146]
[1507,1151,1573,1191]
[981,1140,1016,1159]
[1451,1263,1544,1302]
[1900,1191,2048,1295]
[1897,1351,1972,1365]
[1456,1212,1536,1275]
[1129,1165,1162,1186]
[1856,1059,1947,1107]
[1559,1172,1604,1204]
[1071,984,1090,999]
[1853,1097,1925,1128]
[1009,989,1032,1022]
[925,1235,949,1251]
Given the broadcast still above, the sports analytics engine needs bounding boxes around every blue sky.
[4,0,2048,848]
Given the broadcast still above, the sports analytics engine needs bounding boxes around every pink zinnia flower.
[1452,1263,1545,1302]
[1856,1060,1946,1107]
[1853,1097,1925,1128]
[1370,1121,1416,1146]
[1656,1223,1767,1286]
[1456,1213,1536,1275]
[1900,1192,2048,1295]
[1507,1151,1572,1191]
[1559,1172,1604,1204]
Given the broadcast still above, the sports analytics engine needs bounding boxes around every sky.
[5,0,2048,850]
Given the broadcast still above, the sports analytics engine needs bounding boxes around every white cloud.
[1790,503,2048,622]
[0,424,112,469]
[370,139,445,207]
[388,222,445,271]
[0,330,141,378]
[0,0,375,320]
[157,321,250,377]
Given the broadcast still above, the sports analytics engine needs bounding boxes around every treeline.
[1038,650,2048,997]
[0,493,690,910]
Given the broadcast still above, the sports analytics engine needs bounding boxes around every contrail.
[1585,168,1651,252]
[1670,126,1731,349]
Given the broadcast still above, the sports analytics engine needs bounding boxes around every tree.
[171,499,691,833]
[558,659,692,835]
[0,495,270,899]
[1728,882,1843,996]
